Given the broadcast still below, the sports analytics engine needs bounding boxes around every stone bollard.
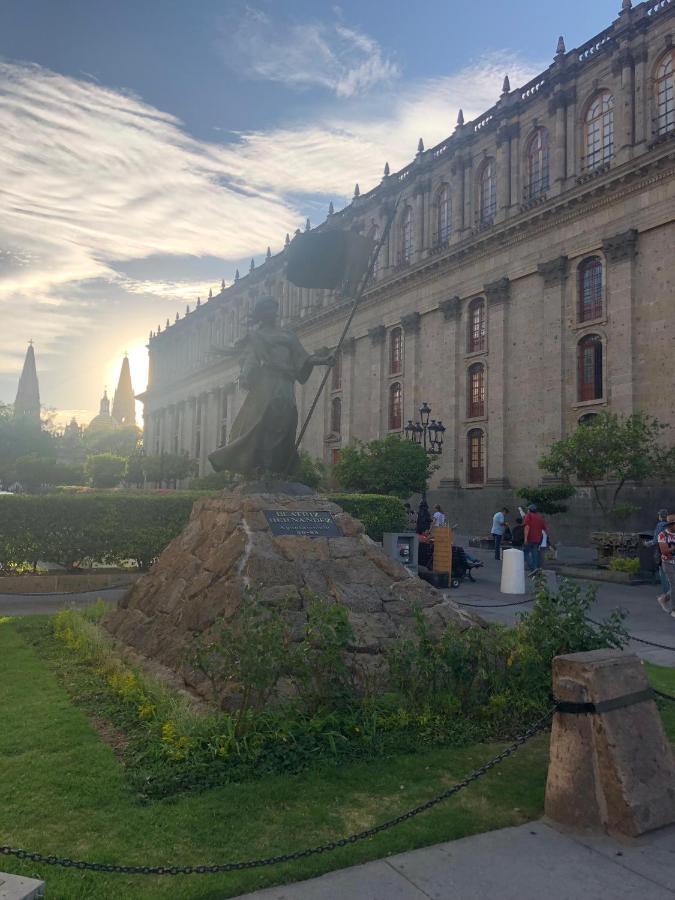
[545,648,675,837]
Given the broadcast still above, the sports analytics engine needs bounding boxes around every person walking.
[490,507,509,560]
[657,514,675,616]
[432,505,446,527]
[523,504,547,573]
[511,516,525,550]
[651,508,671,612]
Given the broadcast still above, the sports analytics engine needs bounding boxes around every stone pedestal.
[106,486,476,702]
[0,872,44,899]
[545,649,675,837]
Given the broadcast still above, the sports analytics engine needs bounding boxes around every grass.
[1,617,674,900]
[1,616,549,899]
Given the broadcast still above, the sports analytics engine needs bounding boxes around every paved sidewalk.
[236,820,675,900]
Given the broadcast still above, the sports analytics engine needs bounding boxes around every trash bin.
[500,548,526,595]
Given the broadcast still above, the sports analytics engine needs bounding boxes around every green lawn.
[1,618,674,900]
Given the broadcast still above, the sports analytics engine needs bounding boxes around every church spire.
[14,341,41,424]
[111,354,137,427]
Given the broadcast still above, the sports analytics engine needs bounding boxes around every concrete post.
[546,649,675,837]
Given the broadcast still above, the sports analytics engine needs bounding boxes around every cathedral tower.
[111,355,136,427]
[14,341,41,424]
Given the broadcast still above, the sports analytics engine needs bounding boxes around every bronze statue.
[208,297,333,478]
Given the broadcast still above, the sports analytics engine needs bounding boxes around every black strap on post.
[556,688,655,716]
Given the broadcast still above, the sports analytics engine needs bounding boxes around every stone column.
[451,158,465,234]
[508,123,521,213]
[368,325,386,438]
[439,296,461,487]
[496,125,512,219]
[565,86,578,186]
[413,183,426,262]
[342,337,356,444]
[549,92,567,194]
[537,256,568,451]
[546,649,675,837]
[602,228,639,415]
[485,278,510,487]
[183,397,195,460]
[633,44,649,153]
[462,156,473,235]
[614,46,635,164]
[401,312,421,419]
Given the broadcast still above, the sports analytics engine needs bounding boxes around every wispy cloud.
[218,8,400,98]
[0,49,540,416]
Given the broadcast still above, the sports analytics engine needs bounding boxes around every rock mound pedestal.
[106,487,476,700]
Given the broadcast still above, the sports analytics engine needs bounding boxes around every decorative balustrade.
[646,0,671,16]
[577,28,613,62]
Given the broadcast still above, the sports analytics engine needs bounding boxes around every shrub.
[295,451,326,490]
[516,484,576,515]
[0,492,201,570]
[608,556,640,574]
[326,493,406,541]
[189,471,237,491]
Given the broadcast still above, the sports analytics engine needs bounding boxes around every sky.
[0,0,622,426]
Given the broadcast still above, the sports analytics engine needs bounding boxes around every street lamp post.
[404,402,446,532]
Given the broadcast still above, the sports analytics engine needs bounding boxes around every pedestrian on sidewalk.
[490,507,509,560]
[657,514,675,617]
[511,516,525,549]
[650,508,671,612]
[523,504,548,573]
[432,505,446,527]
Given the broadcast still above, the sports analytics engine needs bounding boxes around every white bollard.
[500,548,526,595]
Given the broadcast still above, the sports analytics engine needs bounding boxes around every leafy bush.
[45,577,628,799]
[608,556,640,574]
[0,492,202,570]
[326,493,406,541]
[142,453,198,486]
[333,436,436,497]
[189,470,237,491]
[295,451,326,490]
[11,455,85,490]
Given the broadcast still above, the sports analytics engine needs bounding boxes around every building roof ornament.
[284,233,290,248]
[234,268,240,281]
[305,218,311,232]
[165,318,170,328]
[175,312,179,322]
[456,108,464,127]
[620,0,632,12]
[328,200,334,216]
[197,297,201,306]
[556,35,566,57]
[208,287,213,298]
[501,74,511,96]
[249,258,255,272]
[417,137,425,154]
[353,183,360,198]
[221,279,226,291]
[383,161,390,177]
[266,246,272,260]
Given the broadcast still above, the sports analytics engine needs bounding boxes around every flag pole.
[290,194,402,465]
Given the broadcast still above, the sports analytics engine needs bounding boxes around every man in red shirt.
[523,504,547,574]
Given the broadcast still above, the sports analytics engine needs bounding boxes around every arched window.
[579,412,598,426]
[330,397,342,434]
[578,257,603,322]
[526,129,549,200]
[400,207,413,264]
[467,363,485,418]
[389,327,403,375]
[467,429,486,485]
[331,349,342,391]
[468,298,486,353]
[479,160,497,226]
[656,49,675,137]
[584,91,614,171]
[436,185,451,244]
[577,335,603,402]
[389,382,402,431]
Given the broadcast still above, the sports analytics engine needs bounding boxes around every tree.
[539,412,675,515]
[0,403,56,484]
[85,453,127,489]
[516,484,577,515]
[141,453,197,487]
[333,436,436,498]
[83,425,141,457]
[12,455,85,491]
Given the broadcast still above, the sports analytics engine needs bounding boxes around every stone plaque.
[264,509,341,538]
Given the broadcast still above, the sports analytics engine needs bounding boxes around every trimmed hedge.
[0,492,203,570]
[326,493,407,542]
[0,491,404,570]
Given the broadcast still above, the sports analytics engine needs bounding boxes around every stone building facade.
[140,0,675,532]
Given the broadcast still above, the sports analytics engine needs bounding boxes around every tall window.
[584,92,614,171]
[468,298,486,353]
[330,397,342,434]
[577,335,603,402]
[656,50,675,137]
[479,160,497,225]
[526,128,549,199]
[578,257,603,322]
[400,207,413,264]
[389,327,403,375]
[331,349,342,390]
[467,363,486,418]
[467,429,486,485]
[372,224,381,278]
[331,448,342,465]
[436,185,451,243]
[389,382,402,431]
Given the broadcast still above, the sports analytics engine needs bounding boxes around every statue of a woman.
[208,296,332,478]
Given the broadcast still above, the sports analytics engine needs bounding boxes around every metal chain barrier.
[0,709,553,877]
[457,596,534,609]
[653,687,675,703]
